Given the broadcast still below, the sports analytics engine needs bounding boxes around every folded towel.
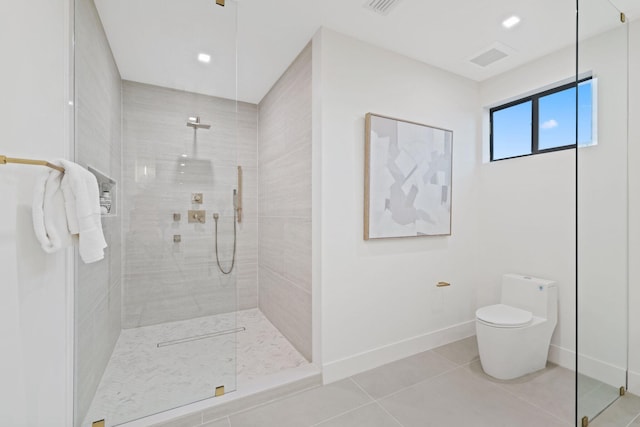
[32,163,74,253]
[59,159,107,263]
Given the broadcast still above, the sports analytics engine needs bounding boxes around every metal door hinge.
[621,12,626,23]
[621,386,626,396]
[582,416,589,427]
[215,385,225,397]
[92,420,105,427]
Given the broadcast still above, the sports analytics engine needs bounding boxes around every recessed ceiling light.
[502,16,521,29]
[198,53,211,63]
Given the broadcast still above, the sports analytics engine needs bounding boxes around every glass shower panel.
[577,0,628,424]
[74,0,240,426]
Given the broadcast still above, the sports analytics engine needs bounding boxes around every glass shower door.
[576,0,628,424]
[74,0,240,425]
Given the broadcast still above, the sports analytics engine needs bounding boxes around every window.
[490,78,594,161]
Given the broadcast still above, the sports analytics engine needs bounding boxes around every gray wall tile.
[257,43,312,360]
[122,81,258,328]
[74,0,123,425]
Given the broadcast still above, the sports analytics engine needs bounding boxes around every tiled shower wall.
[257,43,313,361]
[74,0,122,424]
[122,81,258,328]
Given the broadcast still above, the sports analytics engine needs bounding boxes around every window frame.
[489,77,592,162]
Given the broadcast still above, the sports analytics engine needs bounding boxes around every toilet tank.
[501,274,557,321]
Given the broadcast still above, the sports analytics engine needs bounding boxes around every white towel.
[59,159,107,263]
[32,163,74,253]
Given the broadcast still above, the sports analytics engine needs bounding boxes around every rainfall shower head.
[186,116,211,130]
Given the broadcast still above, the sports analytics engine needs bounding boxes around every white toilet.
[475,274,557,380]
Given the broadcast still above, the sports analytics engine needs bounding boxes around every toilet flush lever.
[437,281,451,287]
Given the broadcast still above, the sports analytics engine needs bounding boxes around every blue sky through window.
[491,80,593,161]
[492,101,532,160]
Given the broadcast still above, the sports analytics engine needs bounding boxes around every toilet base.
[476,319,552,380]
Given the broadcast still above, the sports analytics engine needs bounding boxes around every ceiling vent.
[363,0,402,15]
[468,42,515,68]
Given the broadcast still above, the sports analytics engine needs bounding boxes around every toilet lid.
[476,304,533,327]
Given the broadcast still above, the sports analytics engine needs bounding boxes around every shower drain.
[157,326,246,348]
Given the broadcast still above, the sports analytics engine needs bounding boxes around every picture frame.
[364,113,453,240]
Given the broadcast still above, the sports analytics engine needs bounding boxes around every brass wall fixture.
[192,193,203,204]
[173,213,181,222]
[173,235,181,243]
[437,281,451,287]
[188,210,206,223]
[0,154,65,173]
[236,166,243,224]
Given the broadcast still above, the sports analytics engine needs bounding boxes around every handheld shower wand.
[213,189,238,275]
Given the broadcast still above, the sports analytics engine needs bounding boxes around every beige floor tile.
[352,350,457,399]
[150,413,202,427]
[465,360,575,423]
[432,335,479,365]
[590,392,640,426]
[380,367,570,427]
[228,379,371,427]
[313,403,401,427]
[202,418,231,427]
[579,382,623,422]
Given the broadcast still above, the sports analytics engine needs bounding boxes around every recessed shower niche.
[88,166,116,216]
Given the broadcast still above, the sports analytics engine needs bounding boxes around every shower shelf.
[88,166,117,217]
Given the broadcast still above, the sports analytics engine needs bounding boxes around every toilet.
[475,274,557,380]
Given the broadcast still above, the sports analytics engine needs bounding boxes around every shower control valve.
[188,210,206,223]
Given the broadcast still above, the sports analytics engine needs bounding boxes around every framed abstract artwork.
[364,113,453,240]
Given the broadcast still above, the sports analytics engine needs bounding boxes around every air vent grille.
[363,0,402,15]
[470,48,508,67]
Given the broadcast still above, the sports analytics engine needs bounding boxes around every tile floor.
[590,392,640,427]
[83,309,308,427]
[156,336,585,427]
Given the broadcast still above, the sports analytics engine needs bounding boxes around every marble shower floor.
[82,309,309,427]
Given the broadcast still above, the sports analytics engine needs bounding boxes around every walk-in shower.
[73,0,311,426]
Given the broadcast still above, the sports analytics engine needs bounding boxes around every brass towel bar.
[0,155,65,173]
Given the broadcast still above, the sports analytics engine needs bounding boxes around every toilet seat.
[476,304,533,328]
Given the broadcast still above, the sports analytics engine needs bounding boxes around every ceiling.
[94,0,638,105]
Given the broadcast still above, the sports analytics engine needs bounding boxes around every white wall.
[315,28,480,382]
[478,46,577,369]
[0,0,72,426]
[576,25,629,387]
[479,23,631,388]
[627,19,640,393]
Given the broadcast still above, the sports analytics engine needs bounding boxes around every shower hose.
[213,209,237,275]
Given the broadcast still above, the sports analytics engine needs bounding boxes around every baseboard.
[579,353,626,388]
[548,344,626,388]
[548,344,575,371]
[322,320,476,384]
[628,370,640,394]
